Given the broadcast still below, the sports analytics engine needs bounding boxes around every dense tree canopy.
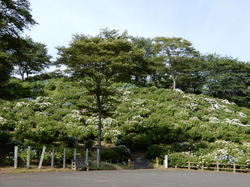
[153,37,200,89]
[201,54,250,107]
[13,37,51,80]
[56,29,146,164]
[0,0,36,84]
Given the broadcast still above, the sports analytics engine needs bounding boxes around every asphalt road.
[0,169,250,187]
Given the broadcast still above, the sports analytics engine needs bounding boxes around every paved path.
[1,169,250,187]
[131,151,153,169]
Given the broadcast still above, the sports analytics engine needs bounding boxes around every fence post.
[38,146,46,169]
[164,155,168,168]
[63,148,66,169]
[14,146,18,169]
[51,147,54,168]
[27,146,31,169]
[216,162,219,172]
[128,158,131,168]
[96,149,100,168]
[233,163,236,172]
[201,164,204,170]
[73,149,76,161]
[86,149,89,171]
[156,157,159,167]
[188,161,190,170]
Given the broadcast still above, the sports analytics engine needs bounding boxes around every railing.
[175,161,250,173]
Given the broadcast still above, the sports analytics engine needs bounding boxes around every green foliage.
[153,37,200,89]
[0,0,36,85]
[145,145,168,159]
[13,37,52,80]
[84,140,94,149]
[201,54,250,107]
[102,145,131,161]
[0,75,249,167]
[0,131,12,146]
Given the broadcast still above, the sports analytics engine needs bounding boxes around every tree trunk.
[26,72,29,79]
[96,84,102,167]
[172,76,176,90]
[20,71,25,81]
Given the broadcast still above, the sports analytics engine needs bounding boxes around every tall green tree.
[153,37,199,89]
[202,54,250,107]
[13,37,51,80]
[130,36,168,87]
[56,29,145,165]
[177,57,206,94]
[129,36,152,86]
[0,0,36,84]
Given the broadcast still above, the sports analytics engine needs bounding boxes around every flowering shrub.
[103,129,121,143]
[0,78,249,167]
[0,116,7,128]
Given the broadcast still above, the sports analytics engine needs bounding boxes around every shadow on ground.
[131,151,153,169]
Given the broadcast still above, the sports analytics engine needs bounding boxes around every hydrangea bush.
[0,78,249,167]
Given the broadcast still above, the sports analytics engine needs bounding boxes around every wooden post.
[188,161,191,170]
[233,163,236,172]
[156,157,159,167]
[51,147,54,168]
[96,149,100,168]
[14,146,18,169]
[63,148,66,169]
[216,162,219,172]
[201,164,204,170]
[38,146,46,169]
[27,146,31,169]
[128,158,131,168]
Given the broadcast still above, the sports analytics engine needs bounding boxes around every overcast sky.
[25,0,250,62]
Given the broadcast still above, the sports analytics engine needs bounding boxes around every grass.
[0,166,73,174]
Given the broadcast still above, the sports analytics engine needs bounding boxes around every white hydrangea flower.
[86,117,99,125]
[237,112,247,118]
[102,118,118,126]
[225,118,250,126]
[221,99,232,104]
[174,88,184,93]
[0,117,7,124]
[15,102,29,108]
[209,117,220,123]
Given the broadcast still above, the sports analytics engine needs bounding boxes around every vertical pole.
[96,149,100,168]
[51,147,54,168]
[202,164,204,170]
[128,158,131,168]
[14,146,18,169]
[164,155,168,168]
[156,157,159,167]
[85,149,89,166]
[27,146,31,169]
[188,161,191,170]
[86,149,89,171]
[73,149,76,161]
[38,146,46,169]
[233,163,236,172]
[63,148,66,169]
[216,162,219,172]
